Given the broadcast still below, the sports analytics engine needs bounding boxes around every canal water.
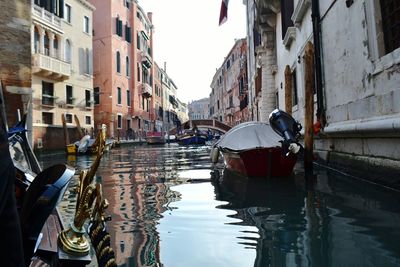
[38,143,400,267]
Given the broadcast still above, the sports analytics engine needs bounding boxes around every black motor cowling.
[269,109,302,155]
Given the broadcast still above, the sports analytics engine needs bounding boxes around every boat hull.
[221,147,297,178]
[177,134,207,145]
[146,136,166,145]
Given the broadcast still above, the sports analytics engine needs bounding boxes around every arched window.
[53,37,58,58]
[65,39,72,62]
[137,63,140,81]
[44,32,50,55]
[126,56,130,76]
[34,27,40,53]
[116,51,121,73]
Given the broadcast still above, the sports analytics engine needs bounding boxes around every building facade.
[244,0,400,184]
[90,0,153,139]
[188,98,209,120]
[209,38,249,127]
[31,0,95,150]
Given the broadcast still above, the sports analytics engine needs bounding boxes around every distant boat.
[146,131,166,145]
[211,109,302,178]
[177,130,208,145]
[62,114,114,155]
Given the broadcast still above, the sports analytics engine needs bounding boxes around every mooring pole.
[62,114,70,147]
[284,65,292,115]
[304,42,314,174]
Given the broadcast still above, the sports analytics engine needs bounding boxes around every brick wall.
[0,0,31,127]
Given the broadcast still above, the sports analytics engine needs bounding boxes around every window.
[137,63,141,81]
[281,0,294,39]
[117,114,122,129]
[116,51,121,73]
[117,87,122,104]
[65,4,71,23]
[127,90,130,106]
[125,25,131,43]
[66,85,73,105]
[42,81,54,106]
[42,112,53,125]
[44,33,50,56]
[292,69,298,106]
[84,16,89,34]
[116,17,123,37]
[65,114,73,123]
[380,0,400,54]
[65,39,71,62]
[53,38,58,57]
[85,116,91,125]
[85,90,91,107]
[239,77,245,95]
[94,87,100,105]
[34,28,39,53]
[126,56,130,76]
[137,32,141,49]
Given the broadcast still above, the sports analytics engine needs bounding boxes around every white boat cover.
[215,121,282,151]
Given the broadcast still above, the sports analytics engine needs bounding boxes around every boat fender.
[78,134,91,153]
[286,143,301,156]
[210,147,220,164]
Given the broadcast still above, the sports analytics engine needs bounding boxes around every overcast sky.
[138,0,247,104]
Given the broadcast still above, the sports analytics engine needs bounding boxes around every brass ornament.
[58,125,107,256]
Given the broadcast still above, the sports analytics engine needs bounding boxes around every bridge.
[169,119,232,135]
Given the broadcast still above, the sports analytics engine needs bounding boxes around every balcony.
[32,4,62,32]
[141,51,152,69]
[141,83,152,97]
[32,53,71,81]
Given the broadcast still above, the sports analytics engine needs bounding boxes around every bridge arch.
[169,119,231,135]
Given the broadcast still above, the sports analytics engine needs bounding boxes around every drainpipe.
[311,0,325,127]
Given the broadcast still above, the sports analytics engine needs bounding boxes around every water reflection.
[39,144,400,267]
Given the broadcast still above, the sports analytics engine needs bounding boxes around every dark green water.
[38,143,400,267]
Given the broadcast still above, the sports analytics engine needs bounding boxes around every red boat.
[146,131,166,145]
[211,110,302,178]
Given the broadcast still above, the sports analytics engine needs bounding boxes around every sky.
[138,0,247,104]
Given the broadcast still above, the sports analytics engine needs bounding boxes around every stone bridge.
[169,119,231,135]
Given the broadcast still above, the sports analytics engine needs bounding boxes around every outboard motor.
[269,109,302,156]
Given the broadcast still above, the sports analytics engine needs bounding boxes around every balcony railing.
[32,4,62,30]
[32,53,71,81]
[141,83,152,97]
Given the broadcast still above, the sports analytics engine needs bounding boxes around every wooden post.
[74,114,85,139]
[62,114,70,147]
[284,65,292,115]
[304,42,314,174]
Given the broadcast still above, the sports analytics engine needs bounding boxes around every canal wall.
[314,136,400,191]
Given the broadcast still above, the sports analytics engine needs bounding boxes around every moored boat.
[211,109,302,178]
[146,131,166,145]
